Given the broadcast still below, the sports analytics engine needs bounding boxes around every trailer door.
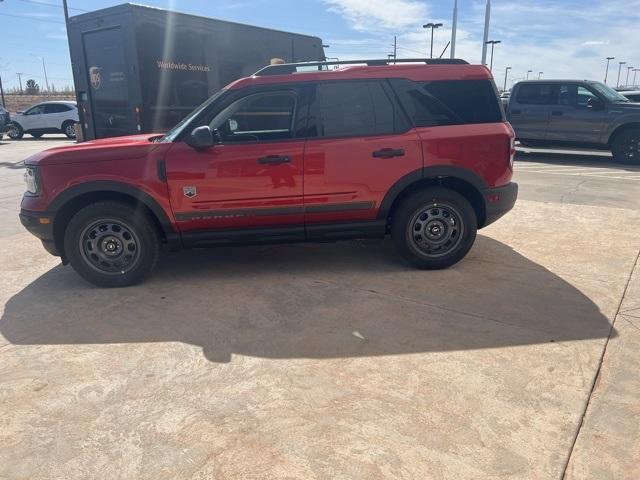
[83,27,134,138]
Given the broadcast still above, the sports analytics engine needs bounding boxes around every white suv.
[8,101,78,139]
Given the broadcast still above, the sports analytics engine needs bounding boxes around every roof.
[227,63,492,90]
[68,3,322,41]
[37,101,77,105]
[514,79,600,84]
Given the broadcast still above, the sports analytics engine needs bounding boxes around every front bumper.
[19,209,60,257]
[482,182,518,227]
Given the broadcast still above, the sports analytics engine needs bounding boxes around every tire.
[7,123,23,140]
[64,201,160,287]
[30,131,43,139]
[62,121,76,139]
[611,128,640,165]
[391,187,477,270]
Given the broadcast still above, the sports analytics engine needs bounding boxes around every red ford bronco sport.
[20,59,517,287]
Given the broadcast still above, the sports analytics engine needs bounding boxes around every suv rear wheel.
[64,201,160,287]
[62,121,76,139]
[611,128,640,164]
[391,187,477,269]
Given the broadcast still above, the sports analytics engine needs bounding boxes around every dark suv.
[20,59,517,287]
[0,106,10,139]
[507,79,640,163]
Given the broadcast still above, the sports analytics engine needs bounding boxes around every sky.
[1,0,639,92]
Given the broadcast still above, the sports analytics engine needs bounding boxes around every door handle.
[372,148,405,159]
[258,155,291,165]
[551,111,563,116]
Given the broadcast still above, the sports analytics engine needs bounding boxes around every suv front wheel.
[64,201,160,287]
[391,187,477,269]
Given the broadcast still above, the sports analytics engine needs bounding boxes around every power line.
[16,0,87,12]
[0,12,65,24]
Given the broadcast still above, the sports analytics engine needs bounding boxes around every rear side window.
[516,84,554,105]
[392,79,503,126]
[314,81,403,137]
[44,104,72,114]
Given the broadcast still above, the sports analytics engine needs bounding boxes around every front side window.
[315,81,399,137]
[393,79,503,126]
[25,105,45,115]
[557,85,598,107]
[210,91,297,143]
[516,84,554,105]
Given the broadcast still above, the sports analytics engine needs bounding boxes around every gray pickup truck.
[506,79,640,164]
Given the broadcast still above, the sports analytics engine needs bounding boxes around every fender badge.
[183,186,197,198]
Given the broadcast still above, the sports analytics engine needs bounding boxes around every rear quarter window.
[391,79,503,127]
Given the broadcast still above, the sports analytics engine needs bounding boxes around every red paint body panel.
[303,130,423,223]
[164,141,304,231]
[417,123,514,188]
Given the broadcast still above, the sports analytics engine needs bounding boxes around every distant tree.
[25,79,40,95]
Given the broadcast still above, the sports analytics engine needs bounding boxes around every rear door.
[43,103,72,129]
[508,83,554,140]
[545,83,608,143]
[303,80,422,234]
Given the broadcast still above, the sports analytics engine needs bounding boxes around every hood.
[24,134,168,166]
[614,101,640,110]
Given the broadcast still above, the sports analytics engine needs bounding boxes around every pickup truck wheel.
[62,121,76,139]
[391,187,477,269]
[64,202,160,287]
[7,123,23,140]
[611,129,640,165]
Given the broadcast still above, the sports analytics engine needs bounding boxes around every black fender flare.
[376,166,489,220]
[49,180,180,248]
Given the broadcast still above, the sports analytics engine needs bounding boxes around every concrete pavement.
[0,138,639,479]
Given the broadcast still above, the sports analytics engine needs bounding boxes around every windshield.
[589,82,630,103]
[160,89,227,142]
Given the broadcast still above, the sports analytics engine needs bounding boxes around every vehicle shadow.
[0,236,614,363]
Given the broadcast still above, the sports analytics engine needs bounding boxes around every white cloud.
[581,41,608,46]
[323,0,428,31]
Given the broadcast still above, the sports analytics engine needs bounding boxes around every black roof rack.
[254,58,469,76]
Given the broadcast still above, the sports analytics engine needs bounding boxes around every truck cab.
[506,79,640,164]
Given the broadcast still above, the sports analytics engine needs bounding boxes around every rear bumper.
[19,209,60,257]
[482,182,518,227]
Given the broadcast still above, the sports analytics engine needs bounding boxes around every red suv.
[20,59,517,287]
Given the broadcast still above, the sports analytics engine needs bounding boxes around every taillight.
[508,136,516,168]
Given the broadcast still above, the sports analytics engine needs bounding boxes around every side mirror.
[587,97,605,110]
[187,125,215,149]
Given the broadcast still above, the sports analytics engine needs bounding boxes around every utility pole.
[481,0,491,65]
[393,36,397,63]
[16,73,24,94]
[41,57,50,93]
[503,66,511,92]
[617,61,626,87]
[0,74,5,108]
[485,40,501,71]
[626,66,633,87]
[450,0,458,58]
[423,23,443,59]
[604,57,615,84]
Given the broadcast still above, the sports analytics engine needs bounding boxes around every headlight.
[24,167,40,196]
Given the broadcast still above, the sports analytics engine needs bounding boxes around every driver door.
[20,104,46,130]
[164,86,307,238]
[546,84,608,143]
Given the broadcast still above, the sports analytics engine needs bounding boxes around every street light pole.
[526,70,533,80]
[626,66,633,87]
[485,40,501,71]
[538,71,543,79]
[481,0,491,65]
[503,66,511,91]
[617,61,626,87]
[604,56,615,84]
[450,0,458,58]
[633,69,640,87]
[423,23,443,59]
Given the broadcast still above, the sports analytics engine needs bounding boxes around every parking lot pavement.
[1,140,639,479]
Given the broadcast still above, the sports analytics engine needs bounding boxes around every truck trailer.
[67,3,325,140]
